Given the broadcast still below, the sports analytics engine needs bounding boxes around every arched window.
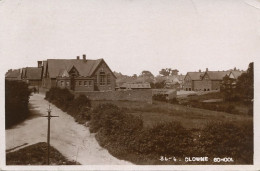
[99,71,105,85]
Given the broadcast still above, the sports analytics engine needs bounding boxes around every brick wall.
[74,89,153,103]
[194,80,211,91]
[92,62,116,91]
[211,80,221,90]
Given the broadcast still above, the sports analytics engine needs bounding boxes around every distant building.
[228,70,245,80]
[183,68,244,91]
[42,55,116,92]
[198,71,230,91]
[118,82,151,90]
[5,69,22,80]
[23,67,43,87]
[165,74,185,89]
[183,71,205,91]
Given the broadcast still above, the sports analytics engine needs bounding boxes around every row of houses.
[5,55,117,92]
[5,67,42,87]
[183,68,245,91]
[5,55,244,92]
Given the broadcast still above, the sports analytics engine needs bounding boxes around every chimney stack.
[206,68,208,72]
[37,61,42,68]
[83,54,86,61]
[77,56,80,60]
[199,69,201,72]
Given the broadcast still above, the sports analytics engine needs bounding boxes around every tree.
[171,69,179,76]
[150,80,166,89]
[159,68,172,76]
[132,74,137,79]
[236,62,254,101]
[220,75,236,101]
[140,70,154,78]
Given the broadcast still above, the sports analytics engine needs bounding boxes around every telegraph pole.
[41,104,59,165]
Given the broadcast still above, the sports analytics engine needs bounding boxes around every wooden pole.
[47,109,50,165]
[41,104,58,165]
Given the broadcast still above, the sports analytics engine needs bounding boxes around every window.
[79,81,82,86]
[107,74,111,85]
[60,81,64,86]
[99,71,105,85]
[84,81,87,86]
[94,75,97,85]
[66,81,70,86]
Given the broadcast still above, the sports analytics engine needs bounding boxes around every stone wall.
[74,89,153,103]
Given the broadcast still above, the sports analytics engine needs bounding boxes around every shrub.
[5,80,31,128]
[89,104,194,158]
[67,95,91,116]
[45,87,74,111]
[248,107,253,116]
[153,94,178,104]
[45,88,91,124]
[198,121,253,164]
[184,100,240,114]
[153,94,168,102]
[136,122,193,157]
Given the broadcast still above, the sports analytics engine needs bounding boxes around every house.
[184,68,234,91]
[5,69,22,80]
[198,70,230,91]
[42,55,116,92]
[22,67,43,88]
[183,71,205,91]
[228,70,245,80]
[118,82,151,90]
[165,74,185,89]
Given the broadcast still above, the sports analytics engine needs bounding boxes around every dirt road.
[6,93,131,165]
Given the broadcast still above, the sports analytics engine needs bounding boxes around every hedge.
[198,121,253,164]
[89,103,253,164]
[5,80,31,128]
[45,87,253,164]
[45,87,91,124]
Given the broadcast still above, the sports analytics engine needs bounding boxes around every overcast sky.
[0,0,260,76]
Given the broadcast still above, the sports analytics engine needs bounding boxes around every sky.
[0,0,260,76]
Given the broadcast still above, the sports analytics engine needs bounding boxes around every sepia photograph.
[0,0,259,170]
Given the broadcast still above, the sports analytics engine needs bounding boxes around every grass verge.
[6,142,79,165]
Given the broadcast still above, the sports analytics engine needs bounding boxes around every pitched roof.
[177,75,185,81]
[186,72,205,80]
[229,70,245,79]
[26,67,42,80]
[47,59,116,78]
[165,75,179,83]
[58,69,70,77]
[5,69,22,79]
[205,71,230,80]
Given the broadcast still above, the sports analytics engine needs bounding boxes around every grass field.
[91,99,252,130]
[6,142,79,165]
[91,99,253,165]
[178,91,253,116]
